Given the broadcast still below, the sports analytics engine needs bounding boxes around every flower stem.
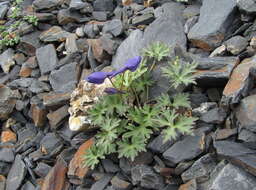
[120,72,125,91]
[107,77,117,88]
[131,86,141,108]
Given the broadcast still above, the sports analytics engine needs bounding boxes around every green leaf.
[172,93,191,109]
[103,95,129,116]
[88,101,107,125]
[83,145,105,169]
[123,124,153,140]
[144,42,170,61]
[156,94,172,109]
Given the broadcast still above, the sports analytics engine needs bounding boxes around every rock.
[93,0,114,12]
[163,135,205,165]
[92,11,108,21]
[39,26,71,43]
[148,134,178,153]
[1,130,17,143]
[65,34,78,54]
[36,44,58,75]
[215,128,237,140]
[0,85,17,120]
[131,165,165,189]
[0,162,11,176]
[188,0,237,50]
[250,36,256,48]
[208,163,256,190]
[182,5,200,19]
[111,175,132,190]
[224,36,248,55]
[214,140,256,176]
[90,174,114,190]
[209,45,226,57]
[47,105,69,129]
[69,0,86,11]
[235,94,256,132]
[41,158,68,190]
[102,19,123,37]
[206,88,221,102]
[34,162,52,178]
[49,62,80,93]
[57,9,89,25]
[68,138,94,182]
[102,159,120,173]
[99,35,119,55]
[0,49,15,74]
[238,129,256,142]
[193,56,239,87]
[0,175,6,190]
[200,108,227,124]
[40,133,63,156]
[181,154,216,183]
[237,0,256,15]
[87,39,110,62]
[221,56,256,105]
[29,80,51,93]
[192,102,217,117]
[43,92,70,108]
[33,0,61,11]
[0,148,14,163]
[31,103,47,127]
[84,24,100,38]
[179,179,197,190]
[132,12,155,26]
[0,2,8,19]
[184,16,198,34]
[20,181,36,190]
[6,155,27,190]
[189,93,208,108]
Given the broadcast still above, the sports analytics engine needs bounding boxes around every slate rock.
[111,175,132,190]
[0,2,8,19]
[148,134,178,153]
[90,174,114,190]
[20,181,36,190]
[163,135,205,165]
[0,148,14,163]
[193,56,239,87]
[188,0,237,50]
[214,140,256,176]
[189,93,208,108]
[235,94,256,132]
[58,9,90,25]
[0,49,15,74]
[69,0,87,11]
[192,102,217,117]
[92,11,108,21]
[0,85,17,120]
[34,162,52,178]
[84,24,99,38]
[224,35,248,55]
[221,56,256,105]
[238,129,256,142]
[179,179,197,190]
[47,105,69,129]
[182,5,200,19]
[102,159,120,173]
[43,92,70,108]
[102,19,123,37]
[49,62,80,93]
[33,0,60,11]
[184,16,198,34]
[181,154,216,183]
[93,0,114,12]
[131,165,165,190]
[132,12,155,26]
[36,44,58,75]
[200,108,227,124]
[40,133,63,157]
[6,155,27,190]
[29,80,51,93]
[39,26,70,42]
[0,162,11,176]
[208,163,256,190]
[237,0,256,15]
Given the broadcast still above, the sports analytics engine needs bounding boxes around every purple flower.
[104,87,124,95]
[85,71,114,84]
[111,56,142,78]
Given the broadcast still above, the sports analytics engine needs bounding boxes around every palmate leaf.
[88,101,107,125]
[84,145,105,169]
[117,137,146,161]
[103,95,129,115]
[123,124,153,140]
[172,93,191,109]
[162,57,197,89]
[144,42,170,61]
[156,94,172,109]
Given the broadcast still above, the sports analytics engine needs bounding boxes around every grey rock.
[57,9,90,25]
[188,0,237,50]
[80,2,93,14]
[206,88,221,102]
[20,181,36,190]
[163,135,205,165]
[90,174,113,190]
[29,80,51,93]
[224,35,248,55]
[182,5,200,20]
[148,134,178,153]
[184,16,198,34]
[84,24,100,38]
[40,133,63,157]
[100,35,119,55]
[0,49,15,74]
[39,26,71,43]
[132,12,155,26]
[214,140,256,176]
[208,163,256,190]
[235,95,256,132]
[102,159,120,173]
[0,162,11,176]
[0,148,14,163]
[69,0,86,11]
[34,162,52,178]
[36,44,58,75]
[33,0,60,11]
[181,154,217,183]
[237,0,256,15]
[238,129,256,142]
[8,78,34,88]
[65,34,78,54]
[6,155,27,190]
[163,184,179,190]
[102,19,123,37]
[92,11,107,21]
[110,175,132,190]
[0,2,8,19]
[189,93,208,108]
[49,62,80,93]
[131,165,165,189]
[0,85,17,119]
[200,108,227,124]
[192,102,217,117]
[193,56,239,87]
[93,0,114,12]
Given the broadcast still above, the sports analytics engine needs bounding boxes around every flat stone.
[237,0,256,15]
[31,103,47,127]
[87,39,109,62]
[200,108,227,124]
[184,16,198,34]
[111,175,132,190]
[192,102,217,117]
[39,26,71,43]
[99,35,119,55]
[182,5,200,19]
[208,163,256,190]
[0,148,14,163]
[132,12,155,26]
[68,138,94,182]
[238,129,256,142]
[69,0,87,11]
[0,49,15,74]
[209,45,226,57]
[35,12,56,22]
[43,92,70,108]
[36,44,58,75]
[47,105,69,129]
[215,128,238,140]
[49,62,80,93]
[57,9,90,25]
[148,134,178,153]
[0,2,8,19]
[0,85,17,120]
[93,0,114,12]
[65,34,78,54]
[29,80,51,93]
[224,35,248,55]
[235,94,256,132]
[84,24,100,38]
[102,19,123,37]
[181,154,216,183]
[0,162,11,176]
[1,130,17,143]
[178,179,197,190]
[40,133,63,157]
[188,0,237,50]
[131,165,165,189]
[6,155,27,190]
[90,174,114,190]
[163,135,205,165]
[41,158,68,190]
[102,159,120,173]
[0,175,6,190]
[20,181,36,190]
[214,140,256,176]
[92,11,108,21]
[33,0,61,11]
[34,162,52,178]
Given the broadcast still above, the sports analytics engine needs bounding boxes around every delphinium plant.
[83,42,198,169]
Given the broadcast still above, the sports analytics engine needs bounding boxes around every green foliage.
[23,15,38,26]
[84,42,198,169]
[162,56,198,88]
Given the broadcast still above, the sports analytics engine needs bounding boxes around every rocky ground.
[0,0,256,189]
